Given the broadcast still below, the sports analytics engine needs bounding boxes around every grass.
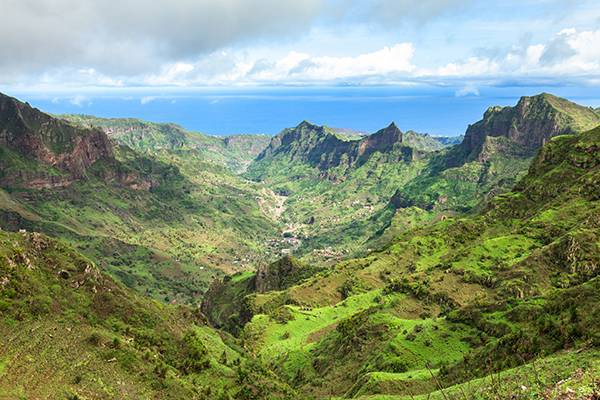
[352,348,600,399]
[0,229,296,399]
[245,290,381,360]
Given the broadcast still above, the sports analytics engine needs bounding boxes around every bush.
[87,332,103,346]
[180,330,210,373]
[380,357,409,373]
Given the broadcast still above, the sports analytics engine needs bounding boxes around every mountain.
[203,124,600,398]
[2,90,599,399]
[387,93,600,216]
[0,229,295,399]
[246,121,452,258]
[0,94,113,188]
[0,93,282,305]
[62,115,271,173]
[254,121,442,172]
[458,93,600,162]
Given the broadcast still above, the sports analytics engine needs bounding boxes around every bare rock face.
[0,92,114,187]
[460,93,600,161]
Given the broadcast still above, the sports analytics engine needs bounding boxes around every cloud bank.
[1,1,599,89]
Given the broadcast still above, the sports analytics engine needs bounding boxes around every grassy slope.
[392,137,535,213]
[1,149,281,304]
[0,230,296,399]
[211,126,600,398]
[1,112,282,305]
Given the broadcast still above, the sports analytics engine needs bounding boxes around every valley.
[1,91,599,399]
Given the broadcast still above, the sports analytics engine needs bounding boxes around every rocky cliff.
[460,93,600,161]
[0,93,114,187]
[386,93,600,215]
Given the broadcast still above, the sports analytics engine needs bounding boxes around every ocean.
[13,86,600,137]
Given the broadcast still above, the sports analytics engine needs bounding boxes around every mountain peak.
[297,120,319,130]
[0,92,114,187]
[460,93,600,160]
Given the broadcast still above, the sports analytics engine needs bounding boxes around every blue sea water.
[13,86,600,137]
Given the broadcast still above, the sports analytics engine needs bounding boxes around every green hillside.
[2,91,599,399]
[205,125,600,398]
[246,122,446,259]
[0,229,295,399]
[385,93,600,217]
[0,93,282,305]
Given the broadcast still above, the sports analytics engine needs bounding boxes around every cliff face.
[0,93,114,187]
[461,93,600,161]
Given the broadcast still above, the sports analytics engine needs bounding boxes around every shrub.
[87,332,103,346]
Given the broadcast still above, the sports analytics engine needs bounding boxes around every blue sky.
[1,0,599,135]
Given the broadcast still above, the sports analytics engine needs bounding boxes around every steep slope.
[0,93,281,304]
[0,93,114,188]
[205,125,600,398]
[459,92,599,160]
[388,93,600,215]
[0,229,295,399]
[246,122,445,258]
[62,114,271,173]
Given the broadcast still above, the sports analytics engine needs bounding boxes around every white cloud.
[140,96,156,105]
[0,0,323,78]
[455,85,480,97]
[417,28,600,84]
[1,18,599,89]
[133,43,416,86]
[287,44,416,80]
[69,95,91,107]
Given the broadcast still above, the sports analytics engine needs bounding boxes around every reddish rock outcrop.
[0,92,114,187]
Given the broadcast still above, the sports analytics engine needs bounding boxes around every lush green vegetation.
[0,230,295,399]
[1,104,283,304]
[206,124,600,398]
[61,114,271,173]
[246,122,445,259]
[1,91,599,399]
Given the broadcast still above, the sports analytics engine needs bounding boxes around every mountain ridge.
[386,93,600,217]
[254,121,446,173]
[0,93,114,188]
[459,92,600,162]
[0,93,283,304]
[61,114,271,173]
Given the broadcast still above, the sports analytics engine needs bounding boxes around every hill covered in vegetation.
[204,123,600,398]
[1,91,599,399]
[0,93,282,305]
[0,229,295,399]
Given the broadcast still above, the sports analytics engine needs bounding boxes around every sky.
[1,0,599,135]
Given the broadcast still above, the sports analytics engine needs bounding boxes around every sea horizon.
[7,85,600,137]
